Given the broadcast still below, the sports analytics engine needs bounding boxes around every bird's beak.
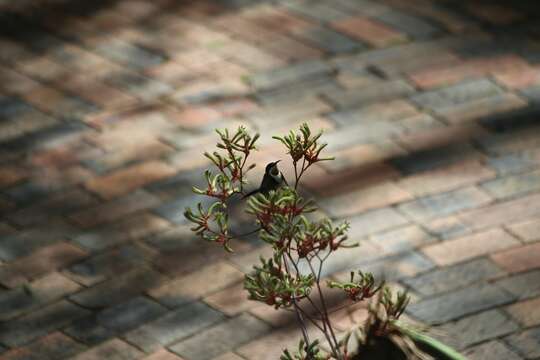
[274,160,281,165]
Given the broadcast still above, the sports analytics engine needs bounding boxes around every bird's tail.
[242,188,260,199]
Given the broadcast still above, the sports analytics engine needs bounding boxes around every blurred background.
[0,0,539,359]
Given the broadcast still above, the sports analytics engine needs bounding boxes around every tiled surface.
[0,0,540,359]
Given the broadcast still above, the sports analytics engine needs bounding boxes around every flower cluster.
[328,271,384,302]
[244,255,315,309]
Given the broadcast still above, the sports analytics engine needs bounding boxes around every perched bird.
[243,160,287,198]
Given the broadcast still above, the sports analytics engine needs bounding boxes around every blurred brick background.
[0,0,540,359]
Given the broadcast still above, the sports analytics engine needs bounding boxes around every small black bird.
[243,160,287,198]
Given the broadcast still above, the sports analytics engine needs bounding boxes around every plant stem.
[306,258,342,360]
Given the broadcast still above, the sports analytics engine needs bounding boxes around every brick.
[171,106,222,128]
[159,130,217,151]
[241,6,313,34]
[211,98,257,118]
[247,302,298,329]
[301,159,399,197]
[93,39,166,70]
[253,74,340,105]
[397,123,486,153]
[357,251,435,281]
[7,189,98,227]
[374,11,441,39]
[21,87,97,120]
[236,326,308,360]
[319,141,405,172]
[373,51,460,79]
[0,300,89,347]
[146,225,228,276]
[5,167,93,206]
[0,222,76,261]
[422,228,518,266]
[324,79,415,108]
[2,121,89,153]
[211,353,244,360]
[83,141,173,174]
[507,297,540,327]
[320,181,412,217]
[329,100,418,127]
[16,56,68,83]
[248,60,332,91]
[0,164,29,187]
[398,186,491,222]
[143,349,184,360]
[391,143,482,175]
[228,245,275,275]
[29,142,98,169]
[397,160,495,197]
[124,302,225,353]
[467,3,524,25]
[411,78,505,110]
[507,218,540,243]
[494,66,540,89]
[70,268,165,309]
[487,149,540,175]
[0,66,40,95]
[105,71,173,102]
[368,224,436,254]
[151,191,216,225]
[56,74,137,109]
[477,126,540,156]
[404,258,504,296]
[285,1,349,22]
[495,270,540,301]
[0,111,58,143]
[506,327,540,359]
[212,40,285,72]
[436,309,519,350]
[435,93,527,124]
[406,283,515,325]
[170,314,271,360]
[204,283,256,316]
[464,340,522,360]
[408,55,530,89]
[521,84,540,105]
[97,296,168,333]
[149,261,244,308]
[69,190,161,228]
[66,244,156,286]
[85,161,176,199]
[71,339,143,360]
[347,208,409,238]
[263,35,324,62]
[0,96,35,119]
[457,193,540,231]
[491,242,540,273]
[169,79,248,106]
[64,315,116,346]
[293,26,364,54]
[72,213,170,251]
[332,16,408,47]
[0,332,86,360]
[399,113,445,132]
[481,169,540,200]
[84,106,172,132]
[0,272,81,321]
[0,242,88,288]
[249,98,331,131]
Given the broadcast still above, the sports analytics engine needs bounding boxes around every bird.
[243,160,288,198]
